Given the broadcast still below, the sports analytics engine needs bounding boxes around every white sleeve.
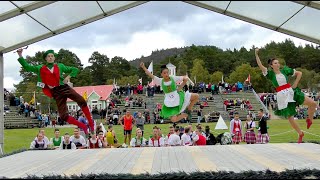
[181,135,186,145]
[86,140,90,148]
[30,141,35,149]
[292,69,297,77]
[130,138,135,147]
[59,143,63,150]
[230,120,234,134]
[81,137,87,147]
[45,136,49,144]
[98,140,102,148]
[168,136,173,145]
[252,121,256,128]
[173,76,184,83]
[262,69,268,76]
[142,138,147,147]
[159,137,165,147]
[71,143,77,150]
[152,76,162,86]
[44,142,48,149]
[148,138,153,147]
[193,134,199,142]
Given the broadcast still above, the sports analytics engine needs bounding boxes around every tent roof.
[0,1,319,54]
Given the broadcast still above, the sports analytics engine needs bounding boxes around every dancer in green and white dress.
[255,48,317,143]
[140,62,199,123]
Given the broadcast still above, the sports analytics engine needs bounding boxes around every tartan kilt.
[232,132,242,143]
[244,131,256,144]
[256,131,270,144]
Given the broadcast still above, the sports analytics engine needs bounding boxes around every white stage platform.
[0,143,319,178]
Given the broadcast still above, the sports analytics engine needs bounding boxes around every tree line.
[13,39,320,110]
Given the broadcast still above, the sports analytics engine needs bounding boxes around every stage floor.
[0,143,320,178]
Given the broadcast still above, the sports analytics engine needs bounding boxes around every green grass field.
[3,119,320,154]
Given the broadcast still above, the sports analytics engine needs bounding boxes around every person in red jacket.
[193,127,206,146]
[16,48,94,134]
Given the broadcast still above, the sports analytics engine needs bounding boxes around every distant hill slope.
[129,47,188,67]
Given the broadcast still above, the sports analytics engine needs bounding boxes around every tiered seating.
[220,91,264,120]
[3,100,39,129]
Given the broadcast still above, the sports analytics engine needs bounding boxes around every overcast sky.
[2,1,316,90]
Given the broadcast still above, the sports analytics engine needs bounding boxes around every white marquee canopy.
[0,1,319,154]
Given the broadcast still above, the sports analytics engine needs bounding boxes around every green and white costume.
[263,66,305,118]
[153,76,191,119]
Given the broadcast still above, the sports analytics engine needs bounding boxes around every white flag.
[147,61,153,74]
[113,78,117,90]
[222,75,224,83]
[138,78,142,84]
[99,123,106,135]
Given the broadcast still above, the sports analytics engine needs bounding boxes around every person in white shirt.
[70,128,87,149]
[130,128,147,147]
[30,133,49,149]
[60,133,76,150]
[181,126,192,146]
[34,129,49,145]
[87,133,103,149]
[168,127,181,146]
[148,126,164,147]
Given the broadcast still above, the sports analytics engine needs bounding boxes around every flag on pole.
[186,73,195,86]
[113,78,118,90]
[222,75,224,83]
[194,76,197,84]
[29,91,35,105]
[245,74,251,83]
[147,61,153,74]
[83,91,88,101]
[138,78,142,84]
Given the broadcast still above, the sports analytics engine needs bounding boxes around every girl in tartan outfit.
[243,115,256,144]
[255,48,317,143]
[140,62,199,123]
[230,112,242,144]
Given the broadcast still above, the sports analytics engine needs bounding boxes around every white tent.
[215,115,228,130]
[1,0,320,154]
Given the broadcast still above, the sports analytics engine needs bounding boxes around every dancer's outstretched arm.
[255,48,267,73]
[292,70,302,89]
[177,76,188,91]
[140,62,154,79]
[17,48,40,73]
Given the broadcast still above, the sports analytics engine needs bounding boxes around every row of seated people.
[30,124,220,150]
[224,98,252,111]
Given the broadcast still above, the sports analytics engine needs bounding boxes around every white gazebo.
[166,62,176,76]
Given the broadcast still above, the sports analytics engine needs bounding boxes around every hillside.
[129,47,188,67]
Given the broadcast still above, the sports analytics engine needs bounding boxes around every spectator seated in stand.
[203,101,209,107]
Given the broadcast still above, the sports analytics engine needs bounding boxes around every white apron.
[276,87,295,110]
[164,90,180,107]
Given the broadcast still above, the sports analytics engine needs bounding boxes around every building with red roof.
[66,85,114,112]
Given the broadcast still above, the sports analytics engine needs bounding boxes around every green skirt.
[274,87,305,118]
[160,91,185,119]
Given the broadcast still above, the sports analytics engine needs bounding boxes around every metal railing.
[252,88,269,114]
